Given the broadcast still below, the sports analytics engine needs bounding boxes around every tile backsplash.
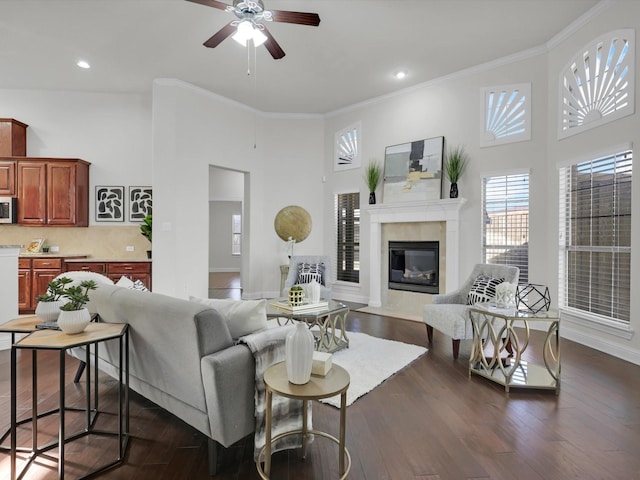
[0,225,151,259]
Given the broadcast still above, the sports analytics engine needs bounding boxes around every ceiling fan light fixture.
[252,27,267,47]
[232,20,254,46]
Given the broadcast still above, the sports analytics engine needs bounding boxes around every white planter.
[57,307,91,334]
[285,321,314,384]
[35,300,64,323]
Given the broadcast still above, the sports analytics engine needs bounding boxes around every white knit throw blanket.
[239,325,313,459]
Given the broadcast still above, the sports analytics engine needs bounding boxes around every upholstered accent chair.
[423,263,519,359]
[284,255,333,300]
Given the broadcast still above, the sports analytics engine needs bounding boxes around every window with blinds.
[559,148,632,324]
[335,192,360,283]
[231,214,241,256]
[482,173,529,283]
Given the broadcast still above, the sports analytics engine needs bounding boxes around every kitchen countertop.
[64,258,151,263]
[19,253,88,258]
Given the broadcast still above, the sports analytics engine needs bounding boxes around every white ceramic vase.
[35,300,64,323]
[57,307,91,334]
[305,280,321,304]
[285,321,314,385]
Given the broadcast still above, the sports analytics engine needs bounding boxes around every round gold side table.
[257,362,351,479]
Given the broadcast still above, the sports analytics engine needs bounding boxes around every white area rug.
[265,319,427,407]
[319,331,426,407]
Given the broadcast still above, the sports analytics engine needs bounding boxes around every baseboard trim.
[561,324,640,366]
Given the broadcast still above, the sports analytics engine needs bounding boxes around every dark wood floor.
[1,276,639,479]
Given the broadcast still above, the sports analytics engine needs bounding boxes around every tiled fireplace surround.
[366,199,467,318]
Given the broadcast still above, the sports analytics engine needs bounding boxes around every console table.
[10,322,130,479]
[468,304,560,394]
[257,362,351,479]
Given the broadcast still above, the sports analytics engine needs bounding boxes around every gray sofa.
[75,283,257,475]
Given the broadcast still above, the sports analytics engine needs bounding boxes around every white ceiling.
[0,0,601,114]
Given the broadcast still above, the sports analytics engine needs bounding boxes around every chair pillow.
[467,275,505,305]
[296,262,325,286]
[189,297,268,339]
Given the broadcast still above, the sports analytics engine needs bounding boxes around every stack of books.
[269,300,329,313]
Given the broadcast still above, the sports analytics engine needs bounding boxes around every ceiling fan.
[186,0,321,59]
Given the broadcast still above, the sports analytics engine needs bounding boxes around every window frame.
[558,144,633,338]
[335,192,360,284]
[481,170,530,284]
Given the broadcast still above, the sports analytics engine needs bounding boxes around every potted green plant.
[35,276,74,322]
[364,160,382,204]
[57,278,98,334]
[443,145,469,198]
[140,214,152,259]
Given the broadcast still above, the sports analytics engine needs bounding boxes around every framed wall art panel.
[96,186,125,222]
[129,186,152,222]
[382,136,444,203]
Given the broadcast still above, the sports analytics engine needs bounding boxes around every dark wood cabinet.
[0,160,16,195]
[15,158,90,226]
[65,260,152,291]
[19,257,64,313]
[0,118,27,156]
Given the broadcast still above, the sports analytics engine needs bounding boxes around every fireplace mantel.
[366,198,467,307]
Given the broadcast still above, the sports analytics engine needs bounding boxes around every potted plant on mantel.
[140,214,152,259]
[443,145,470,198]
[35,276,73,322]
[364,160,382,204]
[57,279,98,334]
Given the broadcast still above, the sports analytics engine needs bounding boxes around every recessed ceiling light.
[76,60,91,69]
[395,70,407,80]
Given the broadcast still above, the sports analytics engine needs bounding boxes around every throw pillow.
[296,262,325,286]
[467,275,505,305]
[115,276,149,292]
[189,297,268,339]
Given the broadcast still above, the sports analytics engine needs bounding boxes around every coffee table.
[266,300,349,352]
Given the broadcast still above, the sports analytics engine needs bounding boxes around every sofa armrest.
[201,344,256,448]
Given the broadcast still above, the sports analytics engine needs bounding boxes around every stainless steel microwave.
[0,196,17,224]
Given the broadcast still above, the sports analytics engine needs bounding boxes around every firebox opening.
[388,241,439,294]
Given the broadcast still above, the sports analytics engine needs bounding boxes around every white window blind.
[482,173,529,283]
[558,148,632,324]
[335,192,360,283]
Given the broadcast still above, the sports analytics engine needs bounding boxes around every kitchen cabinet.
[16,158,90,226]
[19,257,64,313]
[65,260,152,291]
[0,118,27,156]
[0,160,16,195]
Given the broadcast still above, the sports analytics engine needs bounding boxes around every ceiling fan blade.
[185,0,230,10]
[269,10,320,27]
[262,26,285,60]
[203,22,236,48]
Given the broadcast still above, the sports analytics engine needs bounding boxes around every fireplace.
[388,241,439,294]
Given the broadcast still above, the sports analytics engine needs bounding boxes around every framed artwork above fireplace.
[382,136,444,204]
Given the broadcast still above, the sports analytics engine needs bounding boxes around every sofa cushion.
[189,297,268,339]
[467,275,504,305]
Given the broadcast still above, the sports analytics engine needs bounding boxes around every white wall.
[0,89,152,225]
[323,1,640,364]
[151,79,324,300]
[209,200,242,272]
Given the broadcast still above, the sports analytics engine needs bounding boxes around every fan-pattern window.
[558,147,632,325]
[335,192,360,283]
[482,173,529,283]
[334,122,361,171]
[559,29,635,139]
[481,83,531,147]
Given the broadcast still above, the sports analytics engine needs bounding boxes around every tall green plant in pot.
[140,214,152,259]
[444,145,469,198]
[364,160,382,204]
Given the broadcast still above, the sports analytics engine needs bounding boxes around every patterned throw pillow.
[467,275,504,305]
[296,262,325,286]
